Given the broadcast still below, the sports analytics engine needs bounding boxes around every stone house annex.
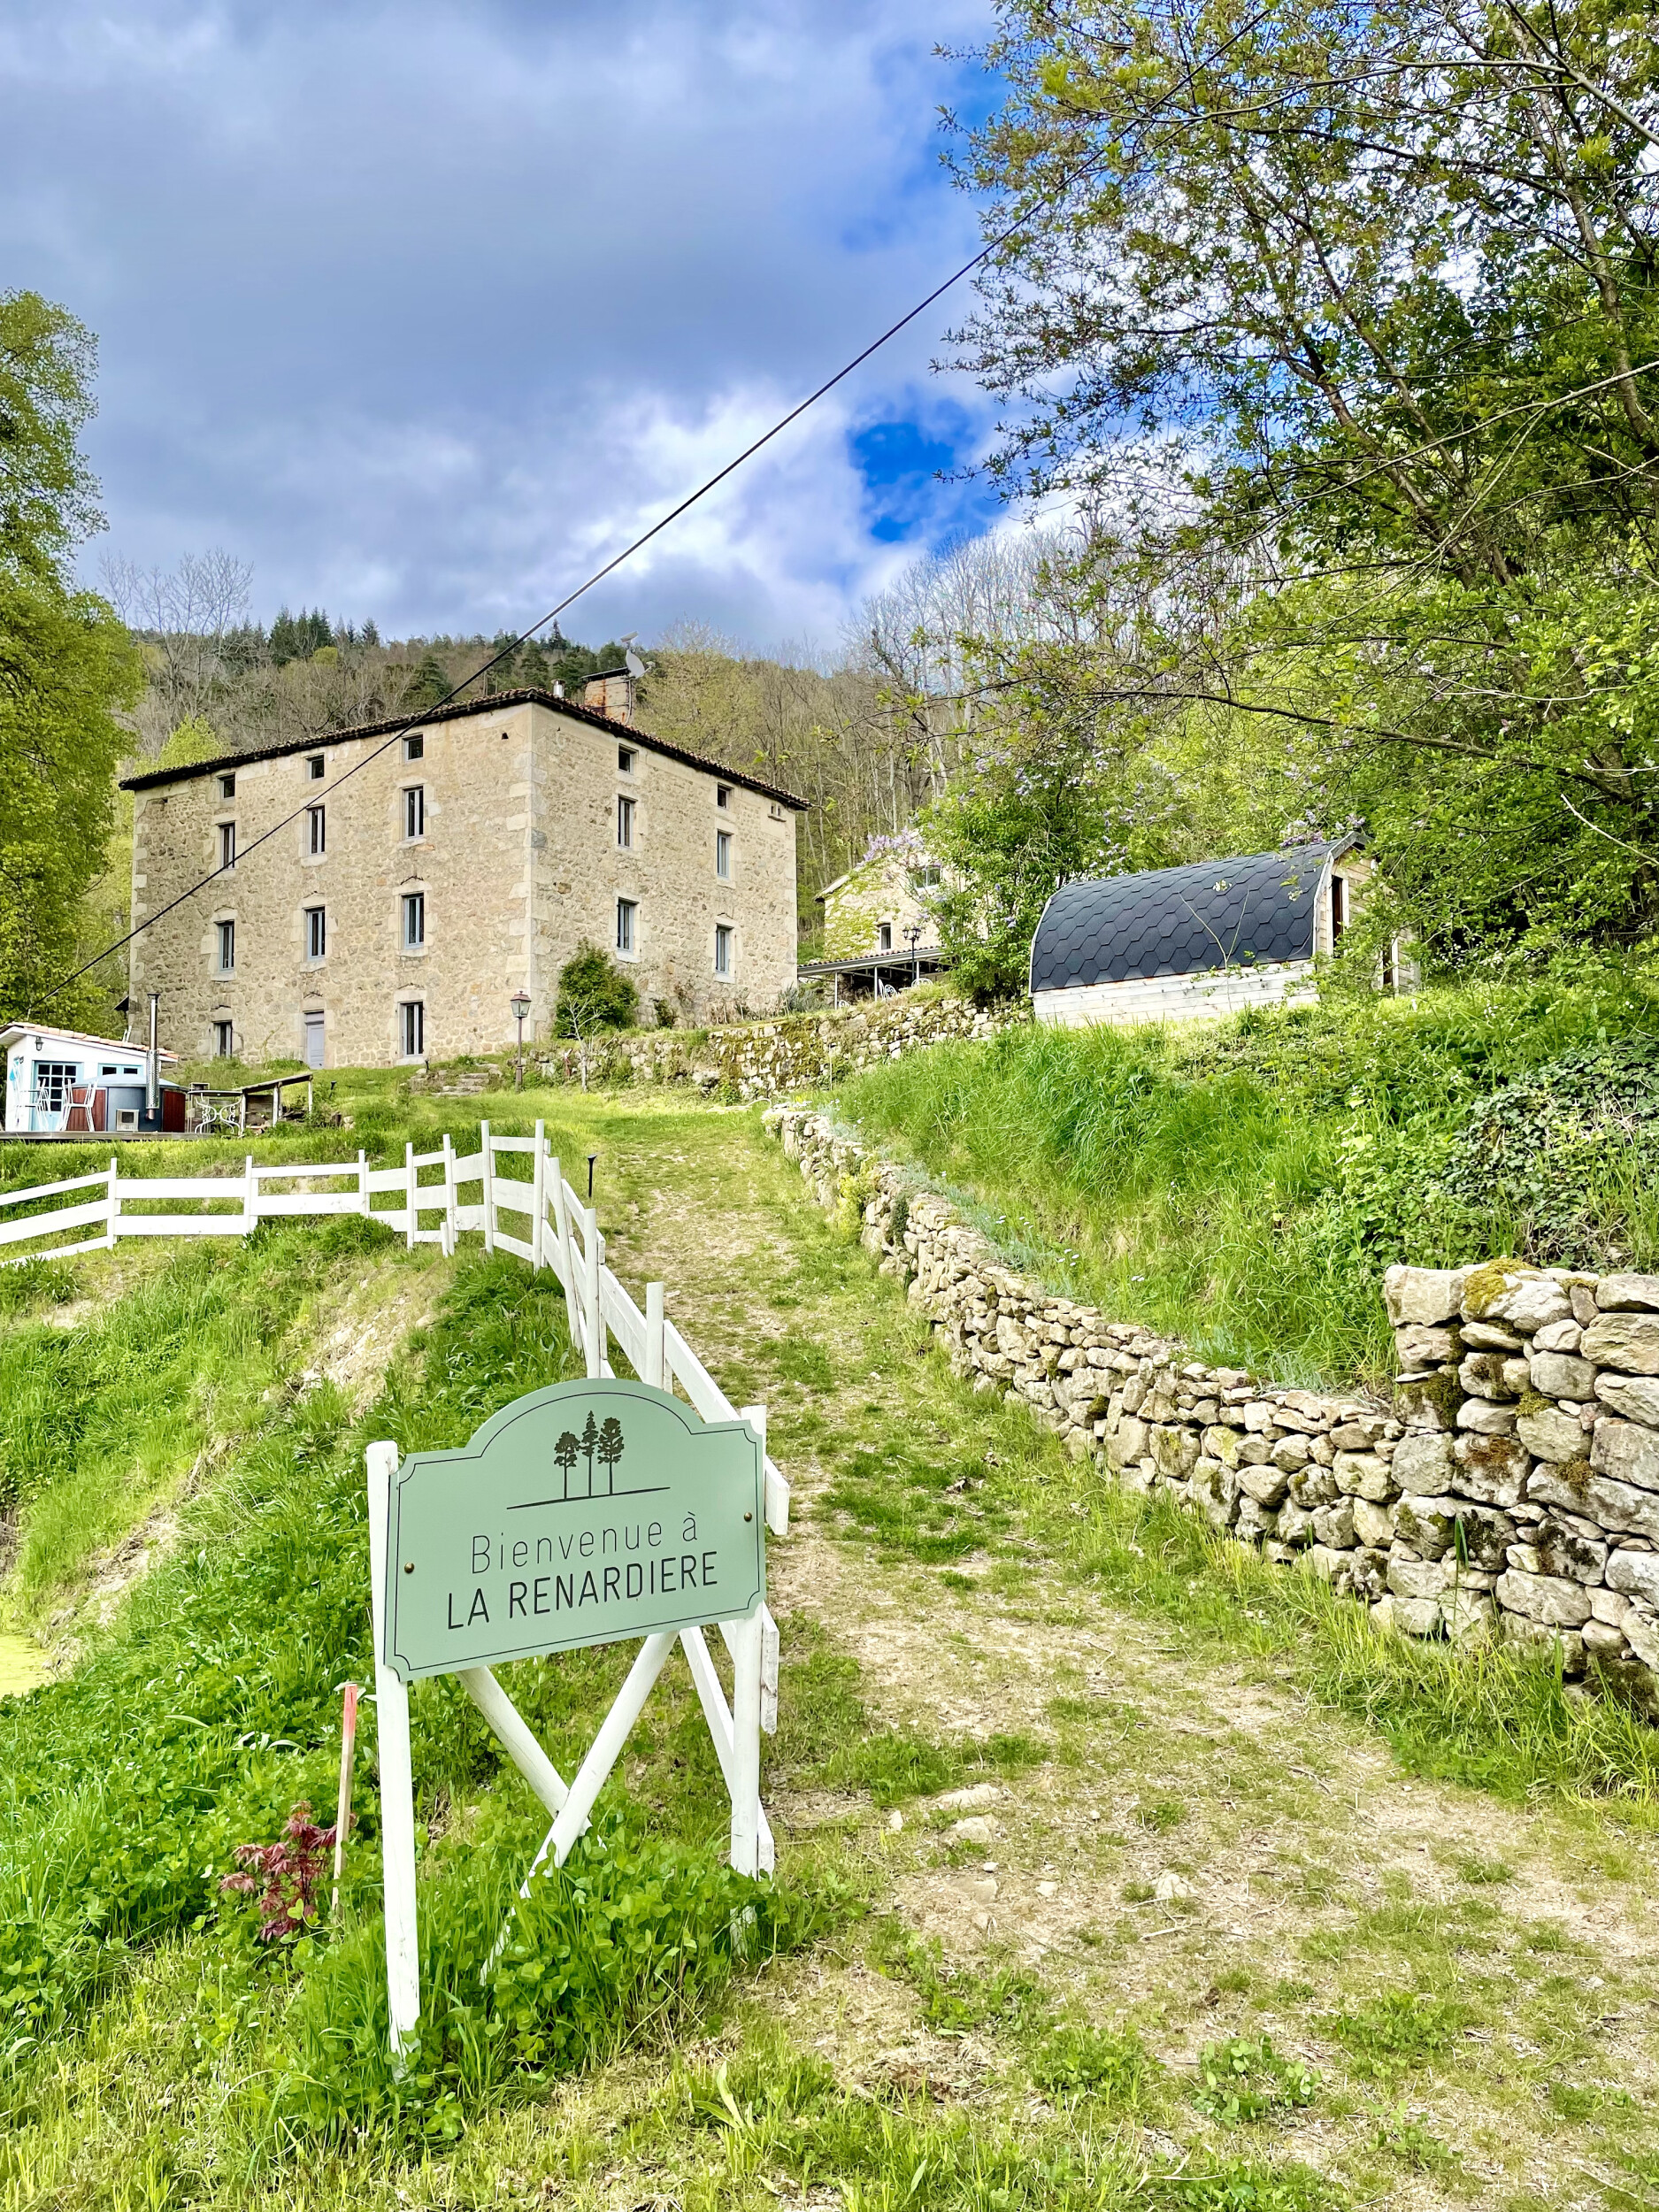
[122,686,804,1068]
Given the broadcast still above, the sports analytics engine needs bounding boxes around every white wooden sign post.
[365,1373,774,2058]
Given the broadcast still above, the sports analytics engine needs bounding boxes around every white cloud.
[0,0,1004,650]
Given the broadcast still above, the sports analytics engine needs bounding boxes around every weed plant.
[833,973,1659,1385]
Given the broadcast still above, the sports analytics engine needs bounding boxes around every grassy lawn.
[830,972,1659,1389]
[1,1073,1656,2208]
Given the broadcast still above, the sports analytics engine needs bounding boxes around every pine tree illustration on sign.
[580,1410,599,1494]
[597,1416,625,1493]
[554,1429,579,1498]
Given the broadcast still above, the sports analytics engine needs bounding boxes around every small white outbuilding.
[0,1024,178,1134]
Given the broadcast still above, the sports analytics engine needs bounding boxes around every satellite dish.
[625,648,646,680]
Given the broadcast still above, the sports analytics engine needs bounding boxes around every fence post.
[531,1121,547,1271]
[442,1132,457,1257]
[404,1141,417,1250]
[550,1159,581,1343]
[480,1119,495,1255]
[582,1204,602,1378]
[729,1403,767,1877]
[243,1156,257,1237]
[357,1148,369,1219]
[644,1281,664,1388]
[106,1155,119,1248]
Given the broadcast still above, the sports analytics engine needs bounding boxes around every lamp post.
[903,924,922,988]
[510,991,531,1091]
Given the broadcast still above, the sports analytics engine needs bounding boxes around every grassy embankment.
[833,969,1659,1389]
[4,1076,1658,2206]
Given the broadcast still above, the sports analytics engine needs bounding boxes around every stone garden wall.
[766,1105,1659,1715]
[535,995,1018,1102]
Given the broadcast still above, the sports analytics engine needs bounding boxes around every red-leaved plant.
[220,1801,338,1942]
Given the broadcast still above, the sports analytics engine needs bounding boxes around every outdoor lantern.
[510,990,532,1091]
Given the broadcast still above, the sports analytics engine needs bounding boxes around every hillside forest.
[4,0,1659,1028]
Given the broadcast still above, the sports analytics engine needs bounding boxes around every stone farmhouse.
[801,841,948,1001]
[123,685,804,1069]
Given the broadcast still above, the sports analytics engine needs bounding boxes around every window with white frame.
[716,782,731,810]
[618,744,636,773]
[213,1020,234,1058]
[219,772,235,799]
[219,820,236,869]
[34,1062,80,1114]
[216,918,235,972]
[307,804,326,855]
[403,733,424,761]
[617,794,634,849]
[305,905,326,961]
[715,828,732,879]
[877,921,892,952]
[307,754,325,780]
[403,784,425,839]
[400,999,425,1057]
[616,897,637,956]
[403,891,426,949]
[714,924,733,978]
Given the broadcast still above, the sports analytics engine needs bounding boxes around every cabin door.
[303,1014,326,1070]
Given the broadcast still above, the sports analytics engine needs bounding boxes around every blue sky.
[0,0,1008,652]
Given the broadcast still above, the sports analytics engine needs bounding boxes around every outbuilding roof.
[1029,841,1355,994]
[0,1023,177,1062]
[119,687,808,811]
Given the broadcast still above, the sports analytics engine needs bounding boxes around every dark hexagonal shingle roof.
[1030,842,1349,994]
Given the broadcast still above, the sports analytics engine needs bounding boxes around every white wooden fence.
[0,1116,791,1728]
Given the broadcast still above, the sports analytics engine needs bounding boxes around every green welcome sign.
[382,1379,765,1681]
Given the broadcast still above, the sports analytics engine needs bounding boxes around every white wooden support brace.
[365,1440,421,2057]
[457,1665,568,1818]
[680,1625,775,1873]
[442,1133,457,1256]
[530,1122,547,1272]
[480,1121,495,1254]
[106,1155,119,1248]
[726,1403,767,1877]
[547,1631,677,1866]
[403,1141,417,1250]
[357,1149,370,1219]
[582,1206,603,1379]
[242,1155,257,1235]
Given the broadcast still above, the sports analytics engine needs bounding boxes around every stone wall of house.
[536,995,1019,1102]
[765,1105,1659,1715]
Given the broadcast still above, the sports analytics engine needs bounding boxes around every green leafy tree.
[947,0,1659,959]
[0,290,142,1023]
[555,941,639,1038]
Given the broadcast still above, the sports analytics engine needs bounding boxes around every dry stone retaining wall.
[536,995,1018,1102]
[767,1105,1659,1716]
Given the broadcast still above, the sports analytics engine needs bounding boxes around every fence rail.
[0,1118,791,1540]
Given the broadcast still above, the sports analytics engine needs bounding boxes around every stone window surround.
[400,780,427,842]
[617,793,636,850]
[212,913,236,975]
[713,920,734,978]
[215,815,236,870]
[716,827,733,882]
[396,992,426,1062]
[616,895,640,961]
[401,887,427,954]
[303,901,326,964]
[303,804,326,861]
[212,1017,235,1057]
[305,753,326,781]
